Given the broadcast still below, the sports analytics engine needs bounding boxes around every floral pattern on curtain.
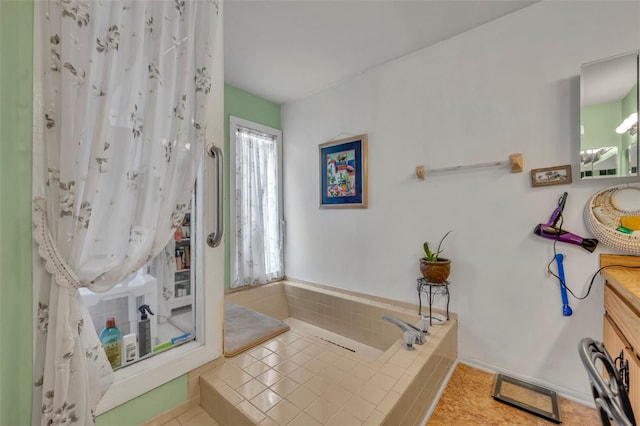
[32,1,218,424]
[232,127,284,288]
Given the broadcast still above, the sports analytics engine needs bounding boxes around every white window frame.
[229,116,284,285]
[96,153,224,413]
[32,1,225,414]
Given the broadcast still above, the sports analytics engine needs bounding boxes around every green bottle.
[100,317,122,369]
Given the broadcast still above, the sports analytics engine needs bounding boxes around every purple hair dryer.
[533,192,598,253]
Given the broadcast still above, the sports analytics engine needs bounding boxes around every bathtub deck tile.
[319,365,344,384]
[363,410,386,426]
[305,397,341,424]
[321,383,353,408]
[228,353,258,369]
[317,350,339,363]
[221,370,253,390]
[359,384,388,406]
[377,390,402,415]
[305,375,332,395]
[345,395,377,421]
[250,388,283,412]
[255,368,285,387]
[326,409,363,426]
[274,345,299,358]
[379,362,406,380]
[242,360,271,378]
[272,359,300,375]
[368,372,397,392]
[303,357,329,374]
[248,346,274,361]
[288,350,313,366]
[287,366,315,385]
[271,376,301,398]
[203,362,241,381]
[265,399,301,425]
[288,411,322,426]
[391,374,413,394]
[236,378,267,400]
[338,375,365,394]
[261,352,284,368]
[352,364,376,381]
[237,400,266,424]
[287,386,320,410]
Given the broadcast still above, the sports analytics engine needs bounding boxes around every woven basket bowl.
[584,183,640,254]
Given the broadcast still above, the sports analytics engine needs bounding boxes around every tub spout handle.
[403,331,416,351]
[382,314,425,347]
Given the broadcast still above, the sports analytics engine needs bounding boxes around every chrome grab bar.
[206,144,224,248]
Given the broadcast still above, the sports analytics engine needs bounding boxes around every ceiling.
[224,0,538,105]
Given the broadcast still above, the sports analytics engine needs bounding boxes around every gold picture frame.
[531,165,572,187]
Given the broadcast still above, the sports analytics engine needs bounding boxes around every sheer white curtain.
[150,240,177,325]
[32,1,218,424]
[233,127,284,287]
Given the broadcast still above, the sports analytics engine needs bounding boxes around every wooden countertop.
[601,254,640,314]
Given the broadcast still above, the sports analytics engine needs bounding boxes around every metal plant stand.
[416,277,450,326]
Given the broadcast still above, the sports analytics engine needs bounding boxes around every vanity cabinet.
[601,254,640,415]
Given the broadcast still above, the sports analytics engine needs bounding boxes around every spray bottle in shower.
[138,304,155,357]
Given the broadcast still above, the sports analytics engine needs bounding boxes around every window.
[230,116,284,288]
[79,197,196,370]
[95,162,224,413]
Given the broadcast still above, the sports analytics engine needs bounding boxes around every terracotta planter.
[420,258,451,284]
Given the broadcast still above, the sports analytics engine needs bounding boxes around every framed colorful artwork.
[319,134,368,208]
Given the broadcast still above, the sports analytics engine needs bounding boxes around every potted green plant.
[420,231,452,284]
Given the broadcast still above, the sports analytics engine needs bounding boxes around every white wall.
[282,1,640,404]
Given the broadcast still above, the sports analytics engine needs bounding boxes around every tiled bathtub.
[202,280,457,425]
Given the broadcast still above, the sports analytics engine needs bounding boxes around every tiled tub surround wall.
[205,280,458,425]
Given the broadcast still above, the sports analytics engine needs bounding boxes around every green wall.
[0,1,34,425]
[581,100,621,150]
[223,84,282,289]
[581,84,638,175]
[95,377,188,426]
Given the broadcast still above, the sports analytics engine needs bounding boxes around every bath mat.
[224,302,290,357]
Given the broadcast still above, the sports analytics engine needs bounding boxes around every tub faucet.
[382,314,425,351]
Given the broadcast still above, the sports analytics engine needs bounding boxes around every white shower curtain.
[233,127,284,287]
[32,1,217,424]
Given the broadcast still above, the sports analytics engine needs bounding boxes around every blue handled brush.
[555,253,573,317]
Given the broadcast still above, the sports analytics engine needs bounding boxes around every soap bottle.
[100,317,122,369]
[138,305,155,358]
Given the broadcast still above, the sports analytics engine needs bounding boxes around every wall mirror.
[580,51,639,179]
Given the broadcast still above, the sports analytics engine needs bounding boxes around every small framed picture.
[319,134,368,208]
[531,165,572,187]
